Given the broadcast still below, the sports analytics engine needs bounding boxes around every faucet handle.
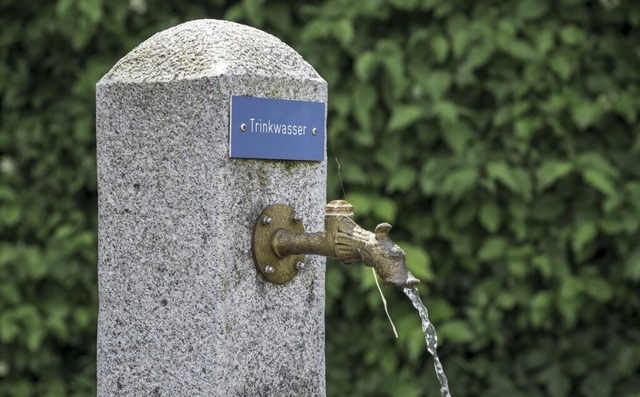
[374,223,392,238]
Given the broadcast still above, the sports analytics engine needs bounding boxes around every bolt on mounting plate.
[252,204,305,284]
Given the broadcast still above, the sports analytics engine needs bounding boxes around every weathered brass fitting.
[252,200,420,287]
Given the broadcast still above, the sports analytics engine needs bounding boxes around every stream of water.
[403,287,452,397]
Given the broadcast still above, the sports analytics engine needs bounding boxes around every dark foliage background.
[1,0,639,396]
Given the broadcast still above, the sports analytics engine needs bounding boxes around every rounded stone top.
[98,19,323,84]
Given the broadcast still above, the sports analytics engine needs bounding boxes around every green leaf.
[387,105,424,131]
[441,167,478,200]
[582,170,617,197]
[77,0,103,23]
[300,19,330,42]
[419,157,454,195]
[399,243,433,281]
[373,197,397,221]
[22,245,47,280]
[329,92,350,117]
[530,195,566,221]
[0,283,20,305]
[332,19,355,47]
[386,166,417,193]
[530,291,552,327]
[517,0,549,20]
[325,266,345,313]
[427,298,456,323]
[535,29,555,55]
[613,92,638,124]
[432,100,459,122]
[558,277,583,326]
[576,152,619,179]
[572,222,597,256]
[430,34,449,63]
[74,307,92,328]
[54,224,76,240]
[401,317,427,361]
[243,0,265,26]
[55,0,74,17]
[347,192,373,215]
[379,348,398,375]
[389,0,420,10]
[7,381,33,397]
[487,162,518,191]
[505,39,539,61]
[422,70,453,99]
[580,370,612,397]
[479,201,501,233]
[460,43,495,72]
[514,116,541,140]
[496,291,516,309]
[43,378,67,397]
[447,15,471,58]
[45,304,70,340]
[441,120,473,155]
[439,319,474,344]
[532,255,553,278]
[539,363,571,397]
[560,25,586,46]
[478,237,509,262]
[264,3,292,32]
[0,313,19,342]
[27,325,46,352]
[377,40,406,98]
[453,201,476,227]
[354,51,378,81]
[0,185,16,200]
[524,349,551,369]
[536,160,573,191]
[584,277,612,303]
[572,101,602,130]
[0,204,21,226]
[343,164,370,184]
[353,83,377,131]
[549,52,575,80]
[603,194,623,214]
[493,101,530,126]
[486,162,532,200]
[623,248,640,281]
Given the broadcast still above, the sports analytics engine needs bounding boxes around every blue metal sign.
[230,96,325,161]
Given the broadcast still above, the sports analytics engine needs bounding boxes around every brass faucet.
[252,200,420,287]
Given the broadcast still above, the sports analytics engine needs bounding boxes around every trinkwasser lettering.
[249,118,307,136]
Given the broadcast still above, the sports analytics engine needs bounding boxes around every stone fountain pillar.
[96,19,327,396]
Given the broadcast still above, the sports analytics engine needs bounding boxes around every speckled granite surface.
[96,19,327,397]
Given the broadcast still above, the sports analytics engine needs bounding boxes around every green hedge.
[1,0,639,396]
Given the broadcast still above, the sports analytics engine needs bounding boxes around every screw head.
[312,128,318,135]
[240,123,247,132]
[264,265,275,274]
[262,216,272,225]
[294,261,305,271]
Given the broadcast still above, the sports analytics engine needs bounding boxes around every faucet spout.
[252,200,420,287]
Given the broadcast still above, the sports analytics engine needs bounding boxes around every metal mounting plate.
[252,204,305,284]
